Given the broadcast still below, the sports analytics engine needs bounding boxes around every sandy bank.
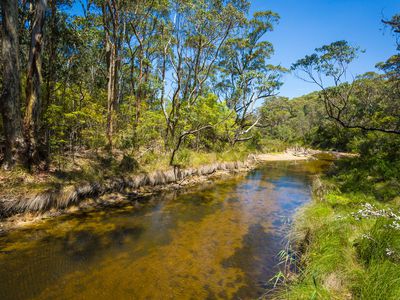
[255,149,355,162]
[256,152,310,161]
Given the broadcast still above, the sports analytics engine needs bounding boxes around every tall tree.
[217,11,284,144]
[0,0,26,169]
[125,0,168,146]
[44,0,57,109]
[24,0,48,167]
[380,14,400,80]
[102,0,122,150]
[292,40,400,135]
[165,0,248,164]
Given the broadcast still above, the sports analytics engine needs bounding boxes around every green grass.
[274,159,400,300]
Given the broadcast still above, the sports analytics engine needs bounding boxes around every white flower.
[386,248,395,256]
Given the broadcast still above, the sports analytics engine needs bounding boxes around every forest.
[1,0,285,172]
[0,1,398,172]
[0,0,400,299]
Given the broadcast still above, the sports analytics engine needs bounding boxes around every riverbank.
[273,156,400,299]
[0,149,344,234]
[0,157,323,299]
[0,160,253,233]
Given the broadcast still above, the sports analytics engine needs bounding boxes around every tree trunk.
[43,0,57,168]
[106,42,118,150]
[0,0,26,169]
[103,0,120,151]
[44,0,56,108]
[24,0,47,168]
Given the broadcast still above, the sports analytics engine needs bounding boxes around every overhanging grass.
[274,179,400,300]
[0,145,258,200]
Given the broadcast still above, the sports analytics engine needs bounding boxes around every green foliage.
[181,94,235,151]
[258,93,355,150]
[356,219,400,265]
[216,10,284,143]
[331,134,400,201]
[45,84,107,155]
[276,152,400,299]
[291,40,361,84]
[291,37,400,136]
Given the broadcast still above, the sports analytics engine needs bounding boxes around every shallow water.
[0,160,330,300]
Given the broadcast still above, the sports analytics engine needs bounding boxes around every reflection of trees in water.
[0,161,323,299]
[222,223,281,299]
[63,226,145,261]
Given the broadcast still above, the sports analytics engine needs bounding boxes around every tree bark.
[106,42,118,149]
[103,0,120,151]
[44,0,56,109]
[24,0,47,168]
[0,0,26,169]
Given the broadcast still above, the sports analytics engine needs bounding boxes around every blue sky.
[68,1,399,99]
[250,0,400,98]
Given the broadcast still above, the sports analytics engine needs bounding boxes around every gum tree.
[0,0,26,169]
[24,0,48,169]
[292,40,400,135]
[165,0,248,165]
[217,11,284,144]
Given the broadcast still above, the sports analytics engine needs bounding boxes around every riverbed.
[0,160,330,300]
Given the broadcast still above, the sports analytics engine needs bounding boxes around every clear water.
[0,160,330,300]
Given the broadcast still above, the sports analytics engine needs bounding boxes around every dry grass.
[0,151,252,219]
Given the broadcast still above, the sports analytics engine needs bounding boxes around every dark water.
[0,160,330,300]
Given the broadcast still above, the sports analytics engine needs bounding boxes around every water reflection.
[0,160,330,300]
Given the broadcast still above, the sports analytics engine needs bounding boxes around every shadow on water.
[221,223,283,299]
[0,160,331,300]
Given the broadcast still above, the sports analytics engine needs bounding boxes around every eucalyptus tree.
[164,0,249,164]
[0,0,26,169]
[43,0,74,108]
[24,0,48,168]
[292,40,400,135]
[124,0,170,146]
[42,0,103,161]
[380,14,399,80]
[216,11,284,144]
[100,0,124,150]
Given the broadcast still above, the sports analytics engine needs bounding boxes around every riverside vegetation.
[268,16,400,300]
[0,1,400,299]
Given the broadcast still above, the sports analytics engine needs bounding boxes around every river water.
[0,160,330,300]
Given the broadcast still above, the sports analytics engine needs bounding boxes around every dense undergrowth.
[274,152,400,300]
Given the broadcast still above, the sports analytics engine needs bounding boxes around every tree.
[0,0,26,169]
[379,14,400,80]
[292,40,400,135]
[24,0,48,168]
[101,0,122,150]
[124,0,169,147]
[164,0,248,164]
[217,11,284,144]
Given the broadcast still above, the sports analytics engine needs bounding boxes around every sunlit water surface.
[0,160,331,300]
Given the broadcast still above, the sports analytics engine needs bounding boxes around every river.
[0,159,330,300]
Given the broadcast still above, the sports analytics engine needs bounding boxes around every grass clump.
[273,156,400,300]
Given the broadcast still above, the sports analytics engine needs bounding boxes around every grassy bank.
[274,157,400,299]
[0,144,265,200]
[0,137,294,199]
